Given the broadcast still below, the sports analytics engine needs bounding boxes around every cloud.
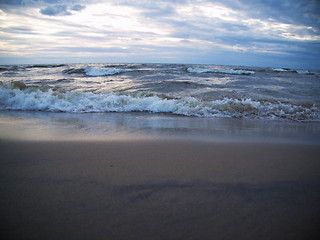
[39,3,86,16]
[0,0,63,7]
[71,4,85,11]
[221,0,320,28]
[0,0,319,69]
[40,4,71,16]
[0,0,87,13]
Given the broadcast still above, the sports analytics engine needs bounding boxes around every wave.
[0,83,318,121]
[296,70,316,75]
[272,68,293,72]
[272,68,316,75]
[62,66,132,76]
[84,67,132,76]
[26,64,67,69]
[62,68,85,75]
[187,67,255,75]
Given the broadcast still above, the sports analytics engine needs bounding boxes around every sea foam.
[0,84,318,121]
[187,67,255,75]
[84,67,131,76]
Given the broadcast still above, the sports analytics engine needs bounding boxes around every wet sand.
[0,112,320,240]
[1,139,320,240]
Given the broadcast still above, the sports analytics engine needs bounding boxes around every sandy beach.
[1,111,320,240]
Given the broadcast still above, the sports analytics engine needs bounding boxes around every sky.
[0,0,319,69]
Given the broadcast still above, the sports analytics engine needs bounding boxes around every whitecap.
[296,70,314,75]
[272,68,289,72]
[84,67,131,76]
[187,68,255,75]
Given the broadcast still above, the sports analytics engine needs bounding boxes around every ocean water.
[0,63,319,121]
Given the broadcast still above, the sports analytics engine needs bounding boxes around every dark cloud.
[221,0,320,28]
[40,4,71,16]
[71,4,85,11]
[0,0,87,14]
[0,0,27,5]
[124,0,320,30]
[0,0,64,6]
[36,1,85,16]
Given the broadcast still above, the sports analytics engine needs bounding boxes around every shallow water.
[1,111,319,143]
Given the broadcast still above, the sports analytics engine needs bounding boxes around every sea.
[0,63,319,122]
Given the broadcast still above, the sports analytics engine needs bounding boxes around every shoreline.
[1,110,320,143]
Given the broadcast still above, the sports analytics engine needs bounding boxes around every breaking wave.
[296,70,315,75]
[0,83,318,121]
[84,67,131,76]
[62,66,132,76]
[272,68,316,75]
[272,68,293,72]
[187,67,255,75]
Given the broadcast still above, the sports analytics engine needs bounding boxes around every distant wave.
[26,64,67,69]
[62,68,85,75]
[296,70,315,75]
[62,66,132,76]
[187,67,255,75]
[272,68,293,72]
[0,82,318,121]
[272,68,316,75]
[84,67,132,76]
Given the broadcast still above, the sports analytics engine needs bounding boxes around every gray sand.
[1,140,320,240]
[0,111,320,240]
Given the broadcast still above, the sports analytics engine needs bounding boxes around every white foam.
[272,68,289,72]
[84,67,130,76]
[296,70,311,75]
[0,85,318,121]
[272,68,316,75]
[187,67,255,75]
